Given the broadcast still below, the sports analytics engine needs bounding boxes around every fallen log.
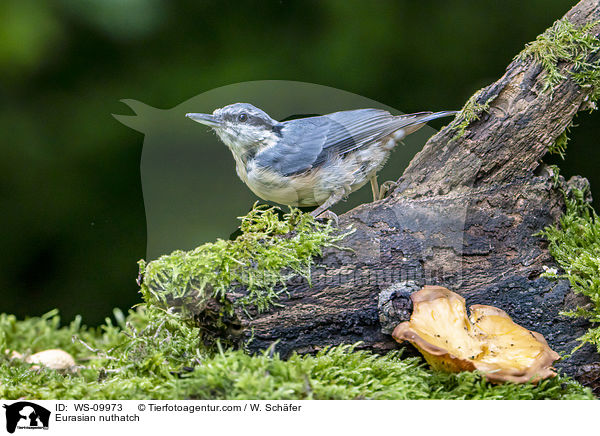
[191,0,600,383]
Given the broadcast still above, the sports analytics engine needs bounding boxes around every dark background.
[1,0,598,325]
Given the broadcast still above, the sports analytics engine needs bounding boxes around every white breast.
[234,141,393,207]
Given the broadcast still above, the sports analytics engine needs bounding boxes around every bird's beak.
[186,113,221,127]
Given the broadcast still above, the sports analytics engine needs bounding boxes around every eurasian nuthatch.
[186,103,455,219]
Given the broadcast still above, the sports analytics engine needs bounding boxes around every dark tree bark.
[201,0,600,383]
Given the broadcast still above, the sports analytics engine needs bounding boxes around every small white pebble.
[25,349,76,371]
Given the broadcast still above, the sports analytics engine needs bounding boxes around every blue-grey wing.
[253,116,332,176]
[254,109,446,176]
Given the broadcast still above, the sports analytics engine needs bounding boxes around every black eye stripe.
[248,117,272,128]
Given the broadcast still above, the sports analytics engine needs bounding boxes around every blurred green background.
[1,0,598,324]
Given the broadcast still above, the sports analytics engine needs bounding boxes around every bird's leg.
[370,176,380,202]
[310,189,345,225]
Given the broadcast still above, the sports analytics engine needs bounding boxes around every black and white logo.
[3,402,50,433]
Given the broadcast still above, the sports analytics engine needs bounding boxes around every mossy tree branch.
[177,0,600,387]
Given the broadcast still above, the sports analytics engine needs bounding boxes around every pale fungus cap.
[392,286,560,383]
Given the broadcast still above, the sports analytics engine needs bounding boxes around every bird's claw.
[378,180,398,200]
[314,210,339,226]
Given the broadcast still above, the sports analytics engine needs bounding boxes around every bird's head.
[186,103,280,160]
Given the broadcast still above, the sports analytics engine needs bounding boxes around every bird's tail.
[397,110,458,136]
[414,110,458,123]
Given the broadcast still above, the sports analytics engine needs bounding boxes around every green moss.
[0,310,593,400]
[1,205,596,400]
[450,19,599,144]
[539,184,600,353]
[450,88,497,139]
[138,205,349,317]
[517,18,600,96]
[517,18,599,157]
[549,123,571,159]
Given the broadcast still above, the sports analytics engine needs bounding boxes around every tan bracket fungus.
[392,286,560,383]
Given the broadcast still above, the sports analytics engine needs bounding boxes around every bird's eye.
[238,113,248,122]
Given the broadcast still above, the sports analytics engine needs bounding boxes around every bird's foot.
[378,180,398,200]
[313,210,339,226]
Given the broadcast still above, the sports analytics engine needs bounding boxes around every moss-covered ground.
[0,308,593,400]
[0,205,595,400]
